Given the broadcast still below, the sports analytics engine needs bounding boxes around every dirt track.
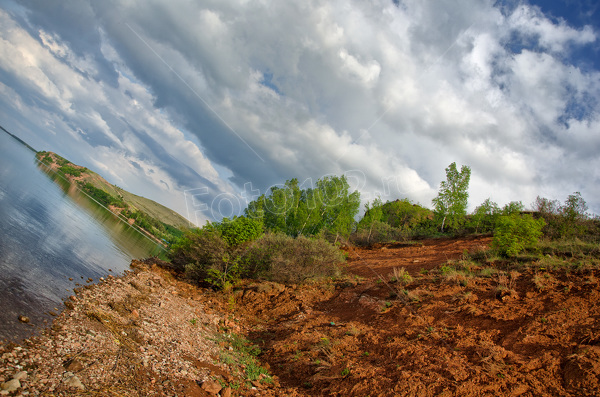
[229,236,600,396]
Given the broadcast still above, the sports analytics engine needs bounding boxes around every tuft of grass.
[216,332,271,383]
[479,267,497,278]
[391,267,413,285]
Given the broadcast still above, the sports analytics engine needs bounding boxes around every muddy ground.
[2,236,599,396]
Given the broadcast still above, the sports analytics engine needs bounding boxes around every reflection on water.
[0,133,164,341]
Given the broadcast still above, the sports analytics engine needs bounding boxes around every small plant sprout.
[392,267,413,285]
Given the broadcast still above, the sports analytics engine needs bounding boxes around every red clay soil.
[224,235,600,396]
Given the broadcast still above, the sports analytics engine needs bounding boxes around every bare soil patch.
[226,236,600,396]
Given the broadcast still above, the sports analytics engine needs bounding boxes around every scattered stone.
[18,315,30,324]
[201,380,222,395]
[0,378,20,392]
[64,358,84,372]
[222,386,232,397]
[63,373,85,390]
[13,372,27,381]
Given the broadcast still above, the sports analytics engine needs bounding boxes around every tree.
[432,162,471,232]
[244,175,360,240]
[471,198,499,233]
[357,196,384,243]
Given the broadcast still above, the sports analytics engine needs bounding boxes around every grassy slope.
[37,151,190,229]
[83,170,190,228]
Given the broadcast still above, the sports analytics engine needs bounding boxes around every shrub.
[241,233,345,284]
[168,230,345,288]
[351,220,405,245]
[206,216,263,246]
[59,165,83,177]
[168,229,233,285]
[492,214,545,257]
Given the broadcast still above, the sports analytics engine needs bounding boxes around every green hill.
[36,151,189,245]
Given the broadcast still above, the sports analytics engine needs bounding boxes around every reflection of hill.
[36,151,189,245]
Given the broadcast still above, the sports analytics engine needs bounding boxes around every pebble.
[0,378,20,392]
[63,373,85,390]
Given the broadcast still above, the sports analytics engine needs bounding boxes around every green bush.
[492,214,545,257]
[352,220,404,245]
[168,230,345,288]
[206,216,264,246]
[168,229,235,286]
[241,233,345,284]
[81,183,125,208]
[59,165,83,177]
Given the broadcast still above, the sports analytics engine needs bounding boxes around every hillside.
[36,151,189,244]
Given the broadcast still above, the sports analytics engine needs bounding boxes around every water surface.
[0,132,163,341]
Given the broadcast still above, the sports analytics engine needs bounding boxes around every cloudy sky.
[1,0,599,225]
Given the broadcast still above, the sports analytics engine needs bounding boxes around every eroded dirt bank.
[2,236,600,396]
[222,236,600,396]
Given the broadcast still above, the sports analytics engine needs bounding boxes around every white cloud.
[0,0,599,218]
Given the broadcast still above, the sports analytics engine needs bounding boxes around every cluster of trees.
[244,175,360,241]
[170,161,597,288]
[168,175,359,288]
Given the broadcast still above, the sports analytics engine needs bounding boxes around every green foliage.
[245,175,360,240]
[534,193,595,240]
[469,198,500,233]
[380,199,433,230]
[492,214,545,257]
[168,229,345,288]
[205,216,263,247]
[123,208,183,244]
[40,154,54,164]
[59,164,84,177]
[501,201,524,215]
[352,220,402,245]
[81,182,125,208]
[356,197,384,244]
[432,162,471,232]
[241,233,345,284]
[168,228,234,287]
[354,198,433,244]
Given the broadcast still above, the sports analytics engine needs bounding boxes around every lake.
[0,131,164,342]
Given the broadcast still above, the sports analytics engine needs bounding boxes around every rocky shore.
[0,260,276,397]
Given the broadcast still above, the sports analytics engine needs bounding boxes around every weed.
[341,368,351,377]
[345,324,361,336]
[532,273,546,291]
[189,318,197,326]
[216,332,271,383]
[479,267,497,278]
[391,267,413,285]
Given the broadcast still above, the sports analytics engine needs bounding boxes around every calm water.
[0,132,164,341]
